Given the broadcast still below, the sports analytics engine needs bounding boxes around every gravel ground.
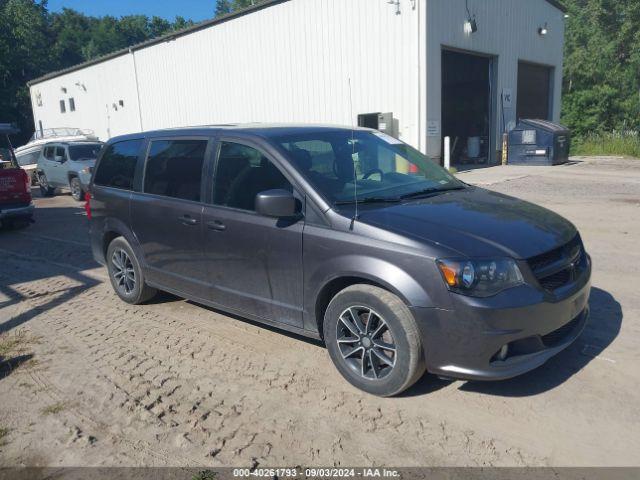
[0,156,638,467]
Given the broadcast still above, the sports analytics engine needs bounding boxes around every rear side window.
[143,139,207,202]
[44,146,54,159]
[94,139,143,190]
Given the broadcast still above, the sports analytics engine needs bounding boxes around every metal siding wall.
[29,55,141,142]
[28,0,565,158]
[133,0,421,146]
[425,0,565,160]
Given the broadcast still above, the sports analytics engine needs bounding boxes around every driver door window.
[213,142,292,212]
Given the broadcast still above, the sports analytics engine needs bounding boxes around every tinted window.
[60,100,66,113]
[69,144,103,160]
[276,130,462,205]
[69,98,76,112]
[55,146,66,160]
[144,139,207,202]
[44,146,54,160]
[214,142,291,212]
[94,139,142,190]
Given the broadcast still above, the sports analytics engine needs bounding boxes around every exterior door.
[202,139,304,328]
[130,137,211,299]
[517,61,552,121]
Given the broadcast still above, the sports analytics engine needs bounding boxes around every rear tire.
[323,284,426,397]
[38,173,55,197]
[70,177,84,201]
[106,237,157,305]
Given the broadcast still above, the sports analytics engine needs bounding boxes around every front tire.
[106,237,157,305]
[323,285,426,397]
[69,177,84,201]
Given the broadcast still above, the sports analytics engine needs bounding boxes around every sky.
[46,0,217,22]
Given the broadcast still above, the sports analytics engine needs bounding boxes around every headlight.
[436,258,524,297]
[81,166,93,175]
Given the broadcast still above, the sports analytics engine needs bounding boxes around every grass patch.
[448,167,459,174]
[572,131,640,158]
[0,330,29,357]
[41,402,66,416]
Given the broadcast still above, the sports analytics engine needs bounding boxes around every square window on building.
[69,98,76,111]
[60,100,66,113]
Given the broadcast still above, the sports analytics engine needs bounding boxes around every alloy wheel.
[336,306,396,380]
[111,249,136,295]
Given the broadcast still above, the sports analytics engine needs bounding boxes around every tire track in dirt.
[0,251,543,467]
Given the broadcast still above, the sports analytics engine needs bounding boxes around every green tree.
[0,0,52,144]
[215,0,232,17]
[561,0,640,136]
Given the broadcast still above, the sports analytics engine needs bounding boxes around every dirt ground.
[0,156,638,467]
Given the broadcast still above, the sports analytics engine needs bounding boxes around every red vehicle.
[0,123,34,228]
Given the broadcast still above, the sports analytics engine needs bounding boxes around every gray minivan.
[88,125,591,396]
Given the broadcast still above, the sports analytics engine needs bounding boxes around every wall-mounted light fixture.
[538,22,549,36]
[75,82,87,91]
[387,0,400,15]
[464,0,478,35]
[61,87,67,93]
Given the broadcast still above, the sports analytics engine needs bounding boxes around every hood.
[357,187,576,259]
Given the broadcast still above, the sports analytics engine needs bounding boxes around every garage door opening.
[517,61,552,121]
[442,49,494,168]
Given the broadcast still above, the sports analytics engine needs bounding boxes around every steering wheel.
[363,168,384,181]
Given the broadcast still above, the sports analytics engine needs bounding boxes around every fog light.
[496,345,509,361]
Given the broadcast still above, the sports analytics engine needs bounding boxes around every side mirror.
[255,189,298,218]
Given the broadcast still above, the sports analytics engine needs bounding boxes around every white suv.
[37,141,103,200]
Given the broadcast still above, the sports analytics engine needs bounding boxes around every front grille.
[528,235,587,292]
[542,315,582,347]
[539,268,571,291]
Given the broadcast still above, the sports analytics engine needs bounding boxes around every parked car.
[15,128,99,186]
[37,141,104,200]
[88,125,591,396]
[0,124,34,228]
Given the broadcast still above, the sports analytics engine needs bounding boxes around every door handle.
[206,220,226,231]
[179,215,199,226]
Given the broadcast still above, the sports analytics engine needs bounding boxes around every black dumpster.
[508,119,570,166]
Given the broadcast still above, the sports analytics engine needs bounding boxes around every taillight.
[84,191,92,219]
[22,169,30,193]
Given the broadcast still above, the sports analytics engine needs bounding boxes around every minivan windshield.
[275,130,463,205]
[69,143,103,161]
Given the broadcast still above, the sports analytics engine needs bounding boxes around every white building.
[28,0,566,167]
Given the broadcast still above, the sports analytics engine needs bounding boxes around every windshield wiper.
[400,185,466,200]
[335,196,401,206]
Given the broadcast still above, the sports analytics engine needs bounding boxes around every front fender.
[309,254,435,309]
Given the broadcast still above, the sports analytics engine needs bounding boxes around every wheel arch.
[100,218,145,268]
[314,275,404,340]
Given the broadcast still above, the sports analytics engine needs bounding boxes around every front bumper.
[0,203,35,221]
[411,268,591,381]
